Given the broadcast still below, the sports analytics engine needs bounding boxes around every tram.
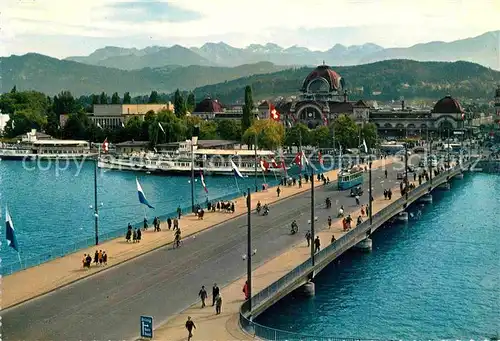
[337,168,364,190]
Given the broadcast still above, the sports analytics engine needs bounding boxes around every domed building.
[275,63,370,128]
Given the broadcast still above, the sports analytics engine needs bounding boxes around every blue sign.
[140,315,153,338]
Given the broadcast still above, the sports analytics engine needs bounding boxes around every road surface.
[3,162,407,341]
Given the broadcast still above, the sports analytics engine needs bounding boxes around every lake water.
[256,173,500,340]
[0,159,286,274]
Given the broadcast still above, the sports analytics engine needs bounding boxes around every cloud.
[1,0,500,58]
[106,1,202,23]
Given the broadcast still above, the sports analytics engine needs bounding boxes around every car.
[350,186,363,197]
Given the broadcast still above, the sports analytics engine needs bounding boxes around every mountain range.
[65,30,500,70]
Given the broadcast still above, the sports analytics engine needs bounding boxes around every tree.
[199,121,218,140]
[63,112,91,140]
[331,115,359,148]
[242,119,284,150]
[111,92,121,104]
[10,86,16,93]
[186,92,196,113]
[123,92,132,104]
[124,116,143,140]
[149,110,187,145]
[361,122,378,150]
[284,123,312,147]
[241,86,254,133]
[3,110,48,137]
[217,119,242,141]
[173,89,186,117]
[312,126,331,147]
[148,91,159,104]
[99,92,108,105]
[91,94,100,105]
[53,91,76,115]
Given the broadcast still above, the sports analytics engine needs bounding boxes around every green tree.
[242,119,284,150]
[216,119,241,141]
[3,110,48,137]
[332,115,358,148]
[199,121,218,140]
[111,92,120,104]
[284,123,312,147]
[148,91,159,104]
[91,94,100,105]
[186,92,196,112]
[10,86,16,93]
[312,126,331,147]
[53,91,77,115]
[123,92,132,104]
[99,92,108,105]
[63,112,91,140]
[124,116,143,140]
[361,122,378,151]
[149,110,187,145]
[241,85,254,133]
[0,90,50,115]
[173,89,186,117]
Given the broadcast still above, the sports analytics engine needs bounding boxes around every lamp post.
[191,125,199,213]
[429,138,433,185]
[254,133,258,193]
[310,168,315,267]
[368,157,373,225]
[94,155,99,245]
[447,128,451,170]
[246,187,252,311]
[404,143,409,200]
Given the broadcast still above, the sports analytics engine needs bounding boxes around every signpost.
[140,315,153,339]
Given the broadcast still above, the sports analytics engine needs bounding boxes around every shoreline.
[2,157,393,310]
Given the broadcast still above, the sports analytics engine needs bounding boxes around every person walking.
[305,230,311,246]
[198,286,207,308]
[314,236,321,253]
[327,216,332,229]
[167,217,172,230]
[212,283,220,306]
[385,169,388,178]
[276,186,281,197]
[185,316,196,341]
[215,294,222,315]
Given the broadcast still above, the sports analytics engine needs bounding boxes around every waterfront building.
[190,97,262,120]
[60,103,175,129]
[274,63,480,138]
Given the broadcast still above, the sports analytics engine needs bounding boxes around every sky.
[1,0,499,58]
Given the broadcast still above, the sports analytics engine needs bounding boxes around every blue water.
[257,173,500,340]
[0,159,287,274]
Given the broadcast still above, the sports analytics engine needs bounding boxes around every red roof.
[194,98,224,113]
[432,95,463,114]
[301,65,342,92]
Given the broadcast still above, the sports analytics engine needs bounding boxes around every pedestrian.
[388,189,392,200]
[215,294,222,315]
[305,230,311,246]
[385,169,388,178]
[243,280,249,300]
[198,286,207,308]
[167,217,172,230]
[177,206,182,219]
[136,228,142,243]
[94,250,99,266]
[327,216,332,229]
[276,186,281,197]
[331,234,336,244]
[185,316,196,341]
[212,283,219,306]
[98,250,103,265]
[103,251,107,265]
[173,218,179,230]
[314,236,321,253]
[355,195,360,206]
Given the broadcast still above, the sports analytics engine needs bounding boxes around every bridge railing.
[246,162,469,321]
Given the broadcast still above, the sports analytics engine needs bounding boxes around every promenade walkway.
[151,181,404,341]
[3,158,393,310]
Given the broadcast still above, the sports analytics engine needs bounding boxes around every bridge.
[239,158,478,337]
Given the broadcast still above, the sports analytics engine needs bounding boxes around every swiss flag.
[270,158,279,168]
[293,152,302,168]
[102,138,109,153]
[260,158,270,171]
[270,104,281,121]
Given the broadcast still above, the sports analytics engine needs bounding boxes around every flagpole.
[17,252,22,267]
[254,133,258,193]
[234,176,241,193]
[94,144,99,245]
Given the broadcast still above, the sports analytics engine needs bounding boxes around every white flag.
[158,122,165,134]
[363,139,368,153]
[96,122,102,129]
[121,122,125,128]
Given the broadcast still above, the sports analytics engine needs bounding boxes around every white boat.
[98,149,289,176]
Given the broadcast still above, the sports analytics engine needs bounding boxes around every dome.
[432,95,463,114]
[194,98,224,113]
[301,64,343,93]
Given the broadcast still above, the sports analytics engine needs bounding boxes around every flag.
[5,207,19,252]
[270,104,280,121]
[270,158,279,168]
[318,151,324,166]
[121,122,125,128]
[231,159,245,178]
[11,120,15,129]
[362,139,368,153]
[158,122,165,134]
[461,113,465,120]
[96,122,102,129]
[293,152,302,168]
[260,158,270,171]
[102,138,109,153]
[200,170,208,193]
[136,178,154,209]
[281,160,288,177]
[301,151,310,166]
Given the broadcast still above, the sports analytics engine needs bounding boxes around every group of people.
[125,224,142,243]
[82,249,108,268]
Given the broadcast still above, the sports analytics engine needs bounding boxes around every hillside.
[190,60,500,103]
[64,30,499,70]
[0,54,289,95]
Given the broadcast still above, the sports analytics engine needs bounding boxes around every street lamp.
[310,167,315,266]
[254,133,258,193]
[246,187,252,312]
[191,125,199,213]
[368,157,373,225]
[404,143,409,200]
